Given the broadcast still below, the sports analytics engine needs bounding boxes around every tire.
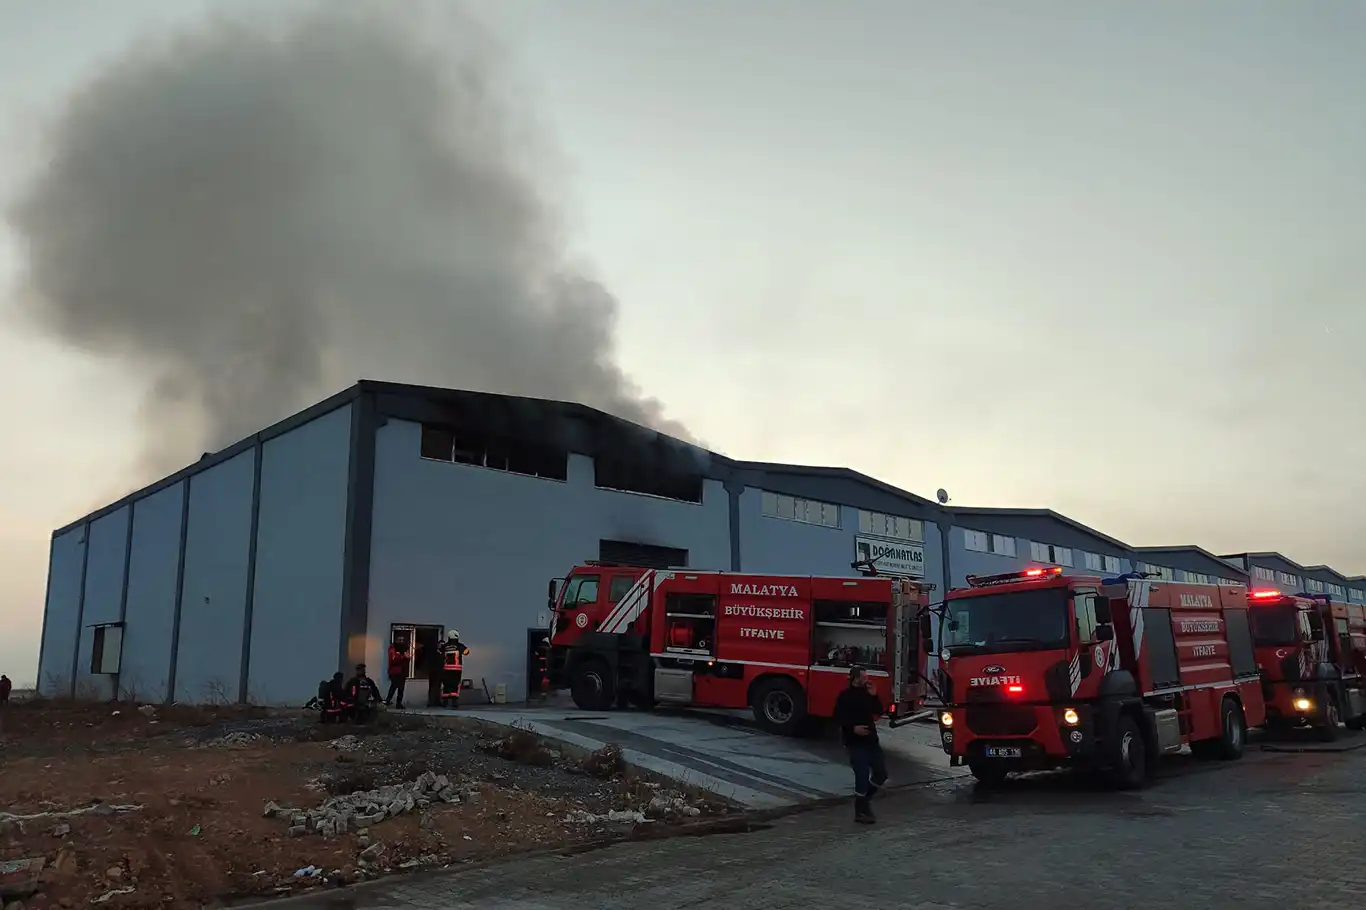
[1215,697,1247,760]
[750,677,807,736]
[968,761,1009,786]
[1317,695,1341,742]
[1107,714,1148,789]
[570,659,616,711]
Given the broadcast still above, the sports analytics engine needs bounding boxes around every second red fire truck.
[546,562,934,735]
[936,567,1266,788]
[1247,588,1366,738]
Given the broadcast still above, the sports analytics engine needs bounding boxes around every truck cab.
[546,563,649,687]
[939,567,1116,780]
[1248,589,1366,738]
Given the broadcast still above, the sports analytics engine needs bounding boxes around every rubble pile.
[201,731,262,748]
[264,771,466,838]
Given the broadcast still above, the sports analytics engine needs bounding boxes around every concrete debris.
[137,705,157,717]
[204,732,262,748]
[292,866,323,878]
[91,888,136,904]
[0,804,143,825]
[649,795,703,818]
[328,735,361,752]
[264,771,460,838]
[50,824,71,838]
[564,809,649,825]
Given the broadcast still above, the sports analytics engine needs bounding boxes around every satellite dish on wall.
[936,488,950,505]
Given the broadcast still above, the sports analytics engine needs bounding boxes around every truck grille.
[965,705,1038,737]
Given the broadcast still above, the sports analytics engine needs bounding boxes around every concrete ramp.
[420,706,967,809]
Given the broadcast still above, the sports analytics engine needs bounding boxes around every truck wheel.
[1215,698,1247,760]
[750,678,807,736]
[1318,696,1341,742]
[968,761,1008,786]
[1107,714,1148,789]
[570,659,616,711]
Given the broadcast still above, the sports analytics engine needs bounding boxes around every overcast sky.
[2,1,1363,685]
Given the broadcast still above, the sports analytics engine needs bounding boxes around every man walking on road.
[834,666,888,825]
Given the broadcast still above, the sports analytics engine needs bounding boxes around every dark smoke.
[6,1,691,479]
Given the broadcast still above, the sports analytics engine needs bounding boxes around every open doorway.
[391,624,443,680]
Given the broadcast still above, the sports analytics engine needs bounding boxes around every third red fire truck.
[545,562,934,735]
[936,567,1266,788]
[1247,588,1366,738]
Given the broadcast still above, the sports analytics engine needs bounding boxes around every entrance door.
[407,625,444,680]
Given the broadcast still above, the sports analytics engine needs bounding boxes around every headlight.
[1293,697,1313,712]
[1062,707,1080,726]
[939,711,954,727]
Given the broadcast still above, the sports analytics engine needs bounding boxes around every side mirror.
[1094,599,1112,625]
[1095,624,1114,642]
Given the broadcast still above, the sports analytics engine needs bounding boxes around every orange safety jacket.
[443,643,468,671]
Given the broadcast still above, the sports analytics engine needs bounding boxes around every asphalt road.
[270,736,1366,909]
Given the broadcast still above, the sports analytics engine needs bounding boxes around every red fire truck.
[936,568,1266,788]
[546,563,933,735]
[1247,589,1366,739]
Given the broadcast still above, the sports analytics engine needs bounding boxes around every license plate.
[984,746,1022,759]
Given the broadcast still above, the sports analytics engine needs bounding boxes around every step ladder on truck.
[545,562,936,735]
[935,568,1267,788]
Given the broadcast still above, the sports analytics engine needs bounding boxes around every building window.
[1182,571,1210,585]
[1327,583,1346,599]
[595,457,703,503]
[990,534,1016,557]
[1052,546,1074,567]
[762,492,839,528]
[1351,589,1365,603]
[1253,567,1275,582]
[858,510,924,543]
[964,529,988,552]
[1305,579,1325,593]
[1277,571,1299,589]
[1103,555,1121,574]
[1216,577,1241,586]
[1026,541,1073,566]
[1083,552,1103,572]
[420,423,569,482]
[1140,562,1174,581]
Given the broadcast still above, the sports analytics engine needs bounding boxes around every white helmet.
[447,629,460,641]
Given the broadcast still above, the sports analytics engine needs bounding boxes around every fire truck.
[936,567,1266,788]
[1247,588,1366,739]
[545,562,934,736]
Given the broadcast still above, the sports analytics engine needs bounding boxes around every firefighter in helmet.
[440,629,470,708]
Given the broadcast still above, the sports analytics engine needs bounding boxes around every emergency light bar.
[1250,589,1283,599]
[965,566,1064,588]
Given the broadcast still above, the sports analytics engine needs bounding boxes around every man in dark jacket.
[344,664,383,724]
[834,666,888,824]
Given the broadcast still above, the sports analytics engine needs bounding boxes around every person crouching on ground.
[344,664,383,723]
[834,666,888,824]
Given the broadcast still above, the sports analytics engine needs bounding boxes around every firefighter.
[344,663,383,723]
[532,634,550,702]
[385,639,409,709]
[834,665,888,825]
[440,630,470,708]
[316,672,345,723]
[0,673,11,707]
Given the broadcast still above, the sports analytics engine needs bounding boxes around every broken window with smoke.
[419,423,567,481]
[593,455,703,503]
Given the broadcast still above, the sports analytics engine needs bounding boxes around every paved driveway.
[418,705,966,808]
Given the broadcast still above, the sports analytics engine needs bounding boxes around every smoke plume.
[7,1,690,479]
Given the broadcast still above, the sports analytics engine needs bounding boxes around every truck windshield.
[943,587,1070,655]
[1248,605,1298,646]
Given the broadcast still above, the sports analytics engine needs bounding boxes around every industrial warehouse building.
[35,381,1366,705]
